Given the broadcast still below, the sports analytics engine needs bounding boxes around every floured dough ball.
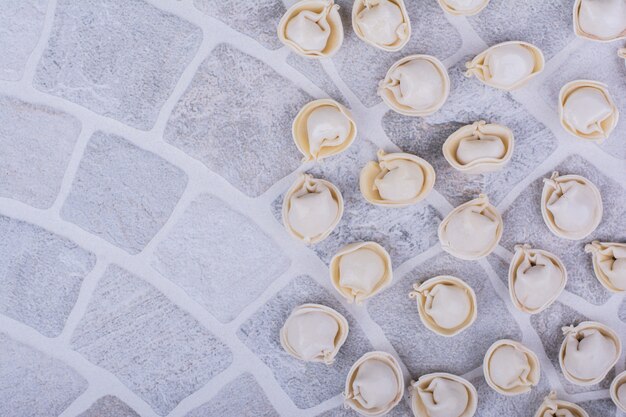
[533,391,590,417]
[610,371,626,412]
[330,242,393,304]
[360,149,436,207]
[278,0,344,58]
[410,373,478,417]
[344,351,404,416]
[437,0,490,15]
[465,41,544,90]
[483,339,541,395]
[378,55,450,116]
[585,241,626,292]
[352,0,411,51]
[508,244,567,314]
[292,99,357,161]
[409,276,477,336]
[282,174,343,244]
[438,194,503,260]
[559,321,621,385]
[573,0,626,41]
[559,80,619,142]
[541,172,602,240]
[442,121,514,174]
[280,304,349,364]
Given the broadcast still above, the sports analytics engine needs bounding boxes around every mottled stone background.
[0,0,625,416]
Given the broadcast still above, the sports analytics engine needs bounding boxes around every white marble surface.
[0,0,625,416]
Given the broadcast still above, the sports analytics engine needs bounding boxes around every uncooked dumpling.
[330,242,393,304]
[559,80,619,142]
[541,172,602,240]
[282,174,343,244]
[360,149,436,207]
[378,55,450,116]
[344,351,404,416]
[585,241,626,292]
[437,0,490,16]
[483,339,541,395]
[509,244,567,314]
[573,0,626,41]
[409,276,477,336]
[533,391,589,417]
[465,41,544,90]
[438,194,503,260]
[442,121,514,174]
[280,304,349,364]
[278,0,344,58]
[292,99,357,161]
[559,322,621,385]
[410,373,478,417]
[352,0,411,51]
[610,371,626,412]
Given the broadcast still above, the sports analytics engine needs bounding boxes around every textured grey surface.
[0,95,82,208]
[153,194,291,323]
[164,44,308,197]
[34,0,202,130]
[0,0,47,81]
[0,333,87,417]
[0,215,95,337]
[61,131,187,254]
[467,0,575,59]
[77,396,140,417]
[185,373,279,417]
[71,265,233,415]
[193,0,285,50]
[0,0,624,416]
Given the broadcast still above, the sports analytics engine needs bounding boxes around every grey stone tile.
[78,396,139,417]
[367,252,521,377]
[193,0,284,50]
[317,400,412,417]
[578,399,617,417]
[0,0,47,80]
[152,194,291,323]
[530,301,614,394]
[286,53,348,105]
[382,56,558,208]
[271,140,441,267]
[467,0,575,59]
[540,42,626,160]
[0,333,87,417]
[71,265,233,416]
[185,373,279,417]
[34,0,202,130]
[61,131,187,254]
[332,0,462,107]
[0,95,81,208]
[470,372,551,416]
[499,155,626,305]
[164,44,307,197]
[238,275,373,409]
[0,216,95,337]
[620,298,626,323]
